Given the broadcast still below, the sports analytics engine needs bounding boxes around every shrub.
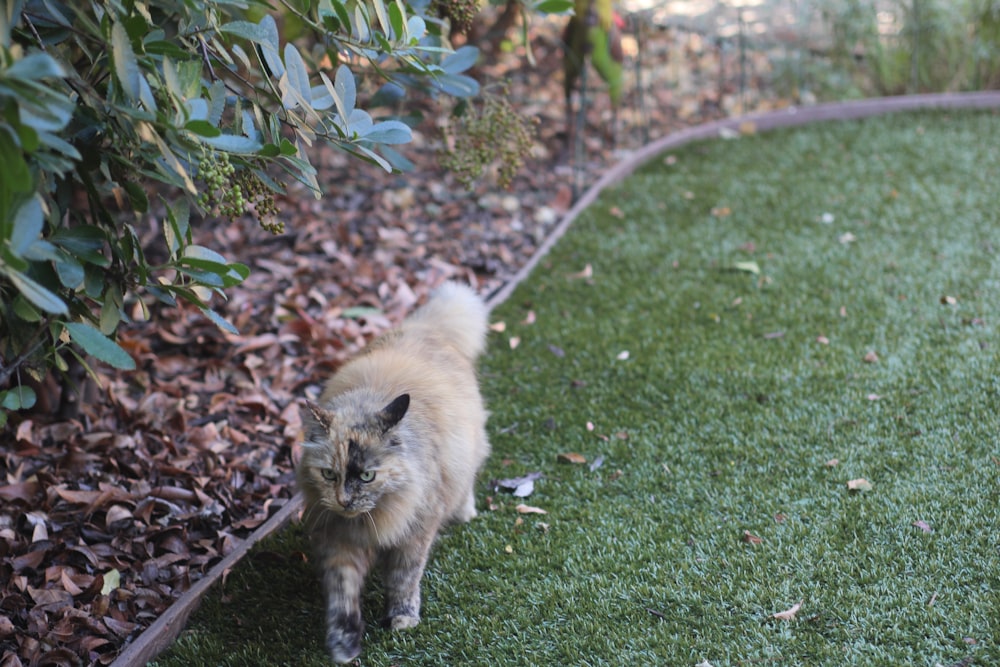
[0,0,486,423]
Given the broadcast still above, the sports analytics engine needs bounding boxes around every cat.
[297,281,491,664]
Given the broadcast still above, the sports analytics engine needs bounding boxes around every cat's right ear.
[376,394,410,433]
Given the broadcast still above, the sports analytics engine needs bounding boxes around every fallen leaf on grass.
[586,421,595,431]
[863,350,879,363]
[940,295,957,305]
[616,350,630,360]
[741,530,763,545]
[567,264,593,280]
[494,472,543,498]
[912,520,933,533]
[515,504,548,515]
[589,455,605,472]
[772,600,803,621]
[521,310,536,325]
[824,458,839,467]
[816,335,830,345]
[732,260,759,274]
[847,478,872,492]
[509,336,520,350]
[866,393,881,401]
[838,232,857,244]
[557,452,587,464]
[609,206,625,219]
[489,321,507,333]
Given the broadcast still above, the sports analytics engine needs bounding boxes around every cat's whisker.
[364,511,381,544]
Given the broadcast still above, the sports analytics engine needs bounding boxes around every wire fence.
[612,0,1000,132]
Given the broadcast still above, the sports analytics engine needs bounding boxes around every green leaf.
[64,322,135,370]
[0,130,32,199]
[333,65,356,120]
[5,268,67,314]
[372,0,392,37]
[13,294,42,322]
[53,250,85,288]
[100,298,122,335]
[533,0,574,13]
[182,244,228,266]
[441,46,479,74]
[184,120,222,137]
[199,306,239,335]
[387,0,405,39]
[10,197,43,256]
[164,199,190,258]
[361,120,411,144]
[200,133,263,154]
[111,20,141,101]
[50,226,109,267]
[329,0,352,40]
[123,181,149,213]
[1,385,37,411]
[283,43,312,109]
[6,52,65,80]
[406,15,426,40]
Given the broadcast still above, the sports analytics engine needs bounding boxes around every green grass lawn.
[153,110,1000,666]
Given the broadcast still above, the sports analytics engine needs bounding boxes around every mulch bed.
[1,14,820,666]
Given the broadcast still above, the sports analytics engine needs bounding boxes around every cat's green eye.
[320,468,338,482]
[359,470,376,483]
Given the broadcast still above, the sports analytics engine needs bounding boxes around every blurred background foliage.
[1,0,998,424]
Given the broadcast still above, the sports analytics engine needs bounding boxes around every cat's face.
[299,394,410,518]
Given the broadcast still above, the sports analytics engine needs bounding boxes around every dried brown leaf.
[772,600,803,621]
[515,504,548,515]
[847,478,873,492]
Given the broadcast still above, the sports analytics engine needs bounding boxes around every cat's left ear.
[376,394,410,433]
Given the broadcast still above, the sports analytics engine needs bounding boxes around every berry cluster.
[441,93,535,190]
[433,0,479,33]
[195,149,282,233]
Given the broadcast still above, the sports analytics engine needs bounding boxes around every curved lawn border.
[115,91,1000,667]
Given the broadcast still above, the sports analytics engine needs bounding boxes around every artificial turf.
[152,109,1000,666]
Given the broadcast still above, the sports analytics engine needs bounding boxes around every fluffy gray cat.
[297,282,491,663]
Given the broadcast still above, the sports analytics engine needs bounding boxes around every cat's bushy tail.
[408,282,489,360]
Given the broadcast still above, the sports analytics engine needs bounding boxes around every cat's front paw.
[385,613,420,630]
[326,623,362,664]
